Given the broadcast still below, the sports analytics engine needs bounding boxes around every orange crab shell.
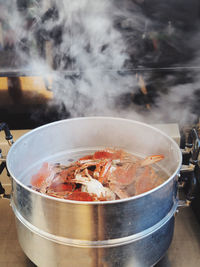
[93,149,124,160]
[49,183,75,192]
[31,162,51,188]
[66,191,98,201]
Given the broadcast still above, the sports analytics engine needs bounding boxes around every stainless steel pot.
[6,117,182,267]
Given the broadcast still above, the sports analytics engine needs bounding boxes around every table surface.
[1,198,200,267]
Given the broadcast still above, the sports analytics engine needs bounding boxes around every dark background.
[1,0,200,129]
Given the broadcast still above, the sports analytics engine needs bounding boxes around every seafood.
[106,154,165,198]
[74,169,116,201]
[30,148,165,201]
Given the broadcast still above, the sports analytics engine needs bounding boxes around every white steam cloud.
[4,0,200,125]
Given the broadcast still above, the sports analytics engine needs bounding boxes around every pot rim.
[7,116,182,205]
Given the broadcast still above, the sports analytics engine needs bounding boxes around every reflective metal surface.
[1,198,200,267]
[15,215,175,267]
[6,117,182,266]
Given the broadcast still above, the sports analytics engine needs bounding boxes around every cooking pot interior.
[7,117,181,188]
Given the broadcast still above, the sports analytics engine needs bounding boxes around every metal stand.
[0,122,13,199]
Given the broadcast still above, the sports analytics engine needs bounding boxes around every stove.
[0,123,200,266]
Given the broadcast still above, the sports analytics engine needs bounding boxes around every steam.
[4,0,200,125]
[48,0,135,117]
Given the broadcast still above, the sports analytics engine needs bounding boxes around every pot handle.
[0,152,10,199]
[0,122,13,200]
[0,122,14,145]
[178,171,197,208]
[0,182,10,200]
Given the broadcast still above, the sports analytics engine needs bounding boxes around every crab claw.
[140,154,164,167]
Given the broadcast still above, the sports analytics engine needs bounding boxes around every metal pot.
[6,117,182,267]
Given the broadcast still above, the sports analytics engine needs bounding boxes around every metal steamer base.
[12,199,177,267]
[2,118,182,267]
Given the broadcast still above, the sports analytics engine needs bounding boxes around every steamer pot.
[6,117,182,267]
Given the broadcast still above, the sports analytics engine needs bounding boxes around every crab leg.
[74,169,116,200]
[140,155,164,167]
[109,183,129,199]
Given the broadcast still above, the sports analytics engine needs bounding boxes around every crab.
[30,148,164,201]
[84,149,164,199]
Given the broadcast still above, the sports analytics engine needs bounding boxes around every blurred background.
[1,0,200,129]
